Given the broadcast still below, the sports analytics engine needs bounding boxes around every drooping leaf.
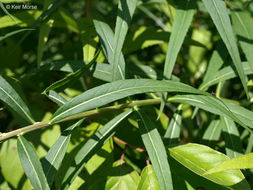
[169,143,250,189]
[17,136,50,190]
[137,165,160,190]
[0,75,35,124]
[220,117,243,158]
[202,0,249,97]
[51,79,208,123]
[205,153,253,174]
[137,110,173,190]
[231,11,253,72]
[112,0,138,80]
[42,120,84,187]
[164,105,182,147]
[167,94,253,130]
[59,109,133,189]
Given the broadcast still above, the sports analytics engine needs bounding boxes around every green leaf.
[43,49,100,94]
[138,165,160,190]
[164,105,182,147]
[51,79,208,123]
[202,0,249,97]
[0,139,31,189]
[169,143,250,189]
[37,0,54,68]
[199,62,252,91]
[231,11,253,72]
[137,110,173,190]
[220,117,243,158]
[93,17,115,64]
[42,120,84,187]
[17,136,50,190]
[167,94,253,130]
[205,153,253,174]
[159,0,195,118]
[0,75,35,124]
[163,0,195,80]
[112,0,138,80]
[0,28,34,42]
[59,109,133,189]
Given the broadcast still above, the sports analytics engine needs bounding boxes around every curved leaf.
[169,143,250,189]
[202,0,248,97]
[17,136,49,190]
[51,79,208,123]
[205,153,253,174]
[138,165,160,190]
[168,94,253,130]
[0,75,35,124]
[0,28,34,42]
[137,110,173,190]
[200,62,252,91]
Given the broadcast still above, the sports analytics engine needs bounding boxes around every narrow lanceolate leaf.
[137,165,160,190]
[0,75,35,124]
[159,0,195,118]
[93,18,126,77]
[51,79,208,123]
[169,143,250,189]
[202,0,249,97]
[163,0,195,80]
[112,0,138,80]
[220,117,243,158]
[37,0,54,68]
[59,109,133,189]
[164,105,182,147]
[0,29,34,42]
[167,94,253,130]
[205,153,253,175]
[231,11,253,72]
[137,110,173,190]
[17,136,50,190]
[199,62,252,91]
[42,120,84,187]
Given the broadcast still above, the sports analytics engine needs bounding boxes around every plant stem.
[0,98,161,142]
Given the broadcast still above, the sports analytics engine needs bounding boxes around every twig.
[0,99,161,142]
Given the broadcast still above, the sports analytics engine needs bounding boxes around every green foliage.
[0,0,253,189]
